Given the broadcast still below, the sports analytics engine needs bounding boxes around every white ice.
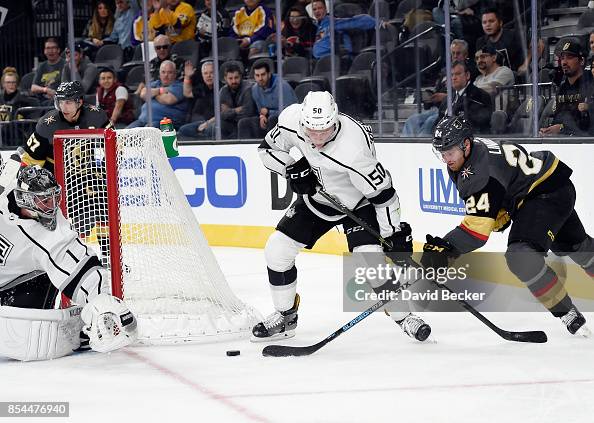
[2,247,594,423]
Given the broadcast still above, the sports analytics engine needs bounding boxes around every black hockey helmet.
[432,115,473,152]
[55,81,84,102]
[13,165,62,231]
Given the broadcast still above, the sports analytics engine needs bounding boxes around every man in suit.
[434,60,493,134]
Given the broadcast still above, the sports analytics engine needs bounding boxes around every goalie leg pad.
[0,306,83,361]
[81,294,138,353]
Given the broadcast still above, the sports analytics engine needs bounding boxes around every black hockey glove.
[420,234,456,274]
[286,157,318,195]
[383,222,413,266]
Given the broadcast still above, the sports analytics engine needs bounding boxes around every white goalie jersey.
[259,103,401,237]
[0,195,106,305]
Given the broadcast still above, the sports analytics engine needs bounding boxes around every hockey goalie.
[0,156,138,361]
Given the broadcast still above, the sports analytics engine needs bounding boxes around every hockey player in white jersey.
[0,161,137,361]
[252,91,432,342]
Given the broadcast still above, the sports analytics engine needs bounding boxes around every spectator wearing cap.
[475,8,524,72]
[61,43,98,94]
[540,41,593,136]
[473,44,514,111]
[30,37,65,105]
[150,0,196,44]
[96,67,135,126]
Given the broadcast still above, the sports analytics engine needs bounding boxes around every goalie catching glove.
[420,235,459,280]
[81,293,138,353]
[383,222,413,266]
[286,157,318,195]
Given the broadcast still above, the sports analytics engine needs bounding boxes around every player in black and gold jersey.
[22,81,112,172]
[422,116,594,336]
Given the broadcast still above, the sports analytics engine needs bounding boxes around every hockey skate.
[561,307,591,337]
[390,311,432,341]
[251,294,300,342]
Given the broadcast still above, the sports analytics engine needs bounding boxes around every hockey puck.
[226,350,240,356]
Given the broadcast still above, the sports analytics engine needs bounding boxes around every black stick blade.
[262,343,323,357]
[503,330,547,343]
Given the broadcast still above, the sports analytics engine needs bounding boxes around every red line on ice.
[124,349,272,423]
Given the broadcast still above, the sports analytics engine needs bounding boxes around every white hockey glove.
[81,293,138,353]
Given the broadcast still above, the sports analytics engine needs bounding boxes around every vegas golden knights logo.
[0,104,13,122]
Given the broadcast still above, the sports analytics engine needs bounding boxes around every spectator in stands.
[127,60,188,129]
[282,5,317,57]
[540,41,592,137]
[150,0,196,44]
[132,4,156,46]
[96,67,135,127]
[475,7,524,72]
[196,0,232,59]
[179,61,219,138]
[433,0,482,53]
[229,0,275,58]
[589,31,594,59]
[82,1,115,59]
[434,60,493,134]
[311,0,376,60]
[216,63,256,139]
[516,37,545,79]
[98,0,138,60]
[237,60,297,139]
[30,37,65,106]
[0,67,38,145]
[401,39,476,137]
[134,35,185,96]
[61,43,98,95]
[282,0,314,20]
[473,44,514,111]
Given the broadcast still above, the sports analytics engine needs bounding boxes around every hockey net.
[53,127,260,344]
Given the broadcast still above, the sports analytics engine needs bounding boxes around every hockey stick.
[262,268,423,357]
[316,190,546,344]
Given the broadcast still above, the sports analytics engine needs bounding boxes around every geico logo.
[170,155,248,208]
[418,168,465,215]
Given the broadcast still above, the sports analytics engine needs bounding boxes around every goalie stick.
[262,190,546,356]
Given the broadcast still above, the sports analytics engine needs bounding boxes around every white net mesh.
[56,127,260,344]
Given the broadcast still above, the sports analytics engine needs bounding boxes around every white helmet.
[300,91,339,148]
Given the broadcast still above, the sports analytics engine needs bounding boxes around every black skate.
[394,312,432,342]
[251,294,300,342]
[561,307,591,337]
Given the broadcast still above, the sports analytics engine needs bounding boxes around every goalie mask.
[300,91,339,148]
[13,165,62,231]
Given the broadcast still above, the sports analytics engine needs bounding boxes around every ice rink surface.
[2,247,594,423]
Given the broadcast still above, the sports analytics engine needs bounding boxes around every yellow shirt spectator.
[150,0,196,43]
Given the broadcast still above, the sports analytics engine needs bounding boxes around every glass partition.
[1,0,593,146]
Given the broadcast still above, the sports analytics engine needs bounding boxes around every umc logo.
[418,168,465,215]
